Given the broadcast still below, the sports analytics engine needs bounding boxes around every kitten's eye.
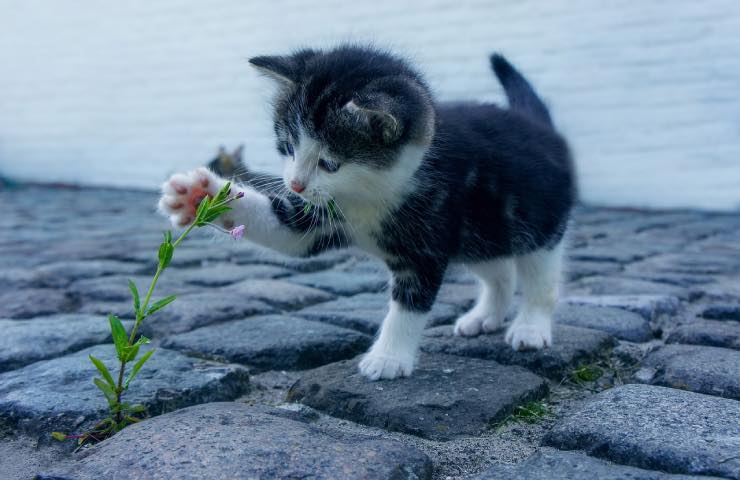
[318,157,339,173]
[285,142,294,157]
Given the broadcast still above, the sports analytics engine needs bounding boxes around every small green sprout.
[511,401,552,423]
[53,182,242,447]
[571,364,604,383]
[492,400,553,430]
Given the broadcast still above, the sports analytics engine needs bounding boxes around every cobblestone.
[162,315,371,372]
[666,318,740,350]
[0,345,250,436]
[287,354,548,440]
[0,186,738,479]
[543,384,740,478]
[421,324,615,379]
[0,315,130,373]
[474,447,722,479]
[634,344,740,399]
[43,403,433,480]
[554,303,653,342]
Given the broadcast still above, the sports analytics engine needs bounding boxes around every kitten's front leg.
[158,168,323,256]
[359,265,445,380]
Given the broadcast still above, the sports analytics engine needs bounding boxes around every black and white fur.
[159,45,575,381]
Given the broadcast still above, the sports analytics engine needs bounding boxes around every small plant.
[492,400,553,430]
[571,363,604,384]
[511,401,552,423]
[53,182,243,447]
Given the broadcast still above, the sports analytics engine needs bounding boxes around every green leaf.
[51,431,67,441]
[123,335,150,362]
[163,230,172,243]
[201,205,232,224]
[146,295,177,316]
[212,182,231,205]
[89,354,116,389]
[129,403,147,413]
[94,378,117,407]
[125,343,140,362]
[128,279,140,315]
[109,315,129,361]
[195,195,211,223]
[124,349,155,389]
[158,241,174,268]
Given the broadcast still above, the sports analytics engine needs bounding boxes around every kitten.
[159,45,575,381]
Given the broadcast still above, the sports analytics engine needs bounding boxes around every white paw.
[505,319,552,351]
[358,352,414,381]
[158,167,223,227]
[453,310,501,337]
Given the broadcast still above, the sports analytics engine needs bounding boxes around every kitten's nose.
[290,180,305,193]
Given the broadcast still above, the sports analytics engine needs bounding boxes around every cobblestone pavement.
[1,186,739,479]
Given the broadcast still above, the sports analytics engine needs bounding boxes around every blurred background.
[0,0,738,210]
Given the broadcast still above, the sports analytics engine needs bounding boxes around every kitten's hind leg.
[454,258,516,336]
[506,242,564,350]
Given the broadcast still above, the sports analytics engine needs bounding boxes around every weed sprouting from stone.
[52,182,242,448]
[571,364,604,383]
[492,400,553,430]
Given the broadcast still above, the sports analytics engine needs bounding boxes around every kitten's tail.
[490,53,553,128]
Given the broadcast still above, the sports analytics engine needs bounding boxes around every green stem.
[127,222,195,344]
[113,222,197,422]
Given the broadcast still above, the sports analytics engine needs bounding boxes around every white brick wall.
[0,0,738,210]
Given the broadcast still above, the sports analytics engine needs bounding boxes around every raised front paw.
[158,167,223,227]
[358,352,415,381]
[505,317,552,351]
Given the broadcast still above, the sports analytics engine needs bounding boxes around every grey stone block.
[69,275,195,302]
[543,384,740,478]
[0,345,249,436]
[566,294,681,321]
[0,288,75,319]
[634,344,740,399]
[702,304,740,322]
[140,291,275,337]
[421,324,615,379]
[162,315,371,372]
[555,303,653,342]
[174,263,292,287]
[290,269,387,295]
[288,354,548,440]
[297,292,461,334]
[570,277,688,300]
[666,319,740,350]
[224,278,335,309]
[0,315,130,372]
[43,403,432,480]
[474,448,722,479]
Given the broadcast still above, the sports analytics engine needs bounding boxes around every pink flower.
[230,225,245,240]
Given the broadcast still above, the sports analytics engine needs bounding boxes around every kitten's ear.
[249,49,318,86]
[345,95,403,145]
[249,55,296,85]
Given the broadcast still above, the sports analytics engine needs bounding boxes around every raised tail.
[490,53,552,128]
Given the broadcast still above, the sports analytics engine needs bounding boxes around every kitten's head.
[249,45,435,207]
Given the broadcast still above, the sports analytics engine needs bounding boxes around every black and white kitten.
[159,45,575,381]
